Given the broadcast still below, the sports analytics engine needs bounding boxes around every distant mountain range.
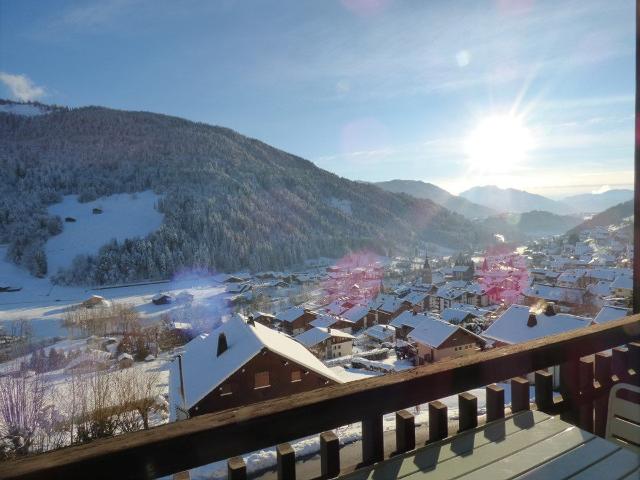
[459,186,573,215]
[562,189,633,213]
[374,180,496,218]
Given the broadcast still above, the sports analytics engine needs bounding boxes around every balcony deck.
[0,314,638,480]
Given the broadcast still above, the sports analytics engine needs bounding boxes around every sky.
[0,0,634,198]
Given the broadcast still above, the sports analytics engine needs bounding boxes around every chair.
[606,383,640,453]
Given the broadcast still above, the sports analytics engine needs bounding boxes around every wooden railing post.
[458,392,478,432]
[320,431,340,479]
[428,401,448,443]
[486,384,505,422]
[511,377,530,412]
[395,410,415,454]
[535,370,553,412]
[578,357,594,433]
[560,359,580,410]
[594,351,612,437]
[361,414,384,465]
[227,457,247,480]
[277,443,296,480]
[627,342,640,376]
[612,346,629,381]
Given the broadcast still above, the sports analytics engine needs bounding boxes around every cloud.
[0,72,46,101]
[592,185,612,194]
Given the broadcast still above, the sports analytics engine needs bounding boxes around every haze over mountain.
[562,189,633,213]
[0,100,495,285]
[375,180,497,219]
[568,200,634,234]
[460,185,573,215]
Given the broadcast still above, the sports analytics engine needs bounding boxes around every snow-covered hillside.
[46,191,163,276]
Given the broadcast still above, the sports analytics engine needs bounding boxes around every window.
[254,371,270,389]
[291,370,302,382]
[219,383,233,396]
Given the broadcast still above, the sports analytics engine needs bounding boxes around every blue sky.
[0,0,634,197]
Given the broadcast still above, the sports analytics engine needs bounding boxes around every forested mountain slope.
[0,102,494,285]
[568,200,634,234]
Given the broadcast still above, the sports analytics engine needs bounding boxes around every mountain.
[562,189,633,213]
[482,211,584,242]
[568,200,634,234]
[374,180,497,219]
[460,185,572,215]
[0,100,495,285]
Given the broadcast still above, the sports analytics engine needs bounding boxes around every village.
[0,213,634,476]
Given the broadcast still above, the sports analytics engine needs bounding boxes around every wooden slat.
[320,431,340,479]
[511,377,530,412]
[595,351,613,437]
[455,426,596,480]
[628,342,640,373]
[428,401,448,442]
[612,347,630,380]
[227,457,247,480]
[565,447,640,479]
[341,411,552,480]
[579,357,594,433]
[1,316,638,480]
[361,415,383,465]
[277,443,296,480]
[486,384,504,422]
[534,370,553,412]
[395,410,415,454]
[458,392,478,432]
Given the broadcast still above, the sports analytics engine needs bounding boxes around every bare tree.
[0,368,47,458]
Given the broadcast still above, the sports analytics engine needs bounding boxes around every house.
[251,312,276,328]
[309,314,355,333]
[593,305,630,324]
[610,275,633,300]
[294,327,354,360]
[482,303,591,347]
[169,315,343,421]
[152,293,173,305]
[390,310,434,340]
[81,295,110,309]
[366,294,409,325]
[341,304,370,331]
[273,307,317,335]
[440,307,475,325]
[408,318,484,364]
[363,324,396,345]
[522,283,586,310]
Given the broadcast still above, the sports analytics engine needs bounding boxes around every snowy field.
[46,191,163,276]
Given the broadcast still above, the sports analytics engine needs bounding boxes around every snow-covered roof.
[587,281,612,297]
[482,305,591,345]
[275,306,306,323]
[172,316,343,411]
[390,310,433,329]
[341,305,369,322]
[408,317,481,348]
[441,307,473,323]
[295,327,353,348]
[594,305,630,324]
[524,283,585,304]
[611,276,633,290]
[324,300,349,316]
[401,291,427,306]
[363,324,396,341]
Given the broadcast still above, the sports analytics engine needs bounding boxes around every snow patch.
[46,191,163,275]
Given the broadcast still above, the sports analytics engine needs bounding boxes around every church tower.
[421,251,432,284]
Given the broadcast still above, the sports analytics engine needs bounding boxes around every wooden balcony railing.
[0,315,639,480]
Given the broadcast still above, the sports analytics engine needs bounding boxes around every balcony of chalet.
[0,314,638,480]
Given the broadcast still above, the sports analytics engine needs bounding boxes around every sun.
[465,114,532,173]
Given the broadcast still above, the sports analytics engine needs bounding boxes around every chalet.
[294,327,354,360]
[400,290,429,311]
[482,303,591,347]
[81,295,110,309]
[169,315,343,421]
[433,285,465,312]
[390,310,436,340]
[366,294,409,325]
[522,283,586,310]
[440,307,475,325]
[251,312,276,328]
[272,307,317,335]
[363,324,396,345]
[341,304,370,330]
[462,283,489,307]
[309,314,355,333]
[593,305,630,324]
[611,275,633,300]
[152,293,173,305]
[408,318,484,364]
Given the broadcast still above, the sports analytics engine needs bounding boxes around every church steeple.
[421,251,432,284]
